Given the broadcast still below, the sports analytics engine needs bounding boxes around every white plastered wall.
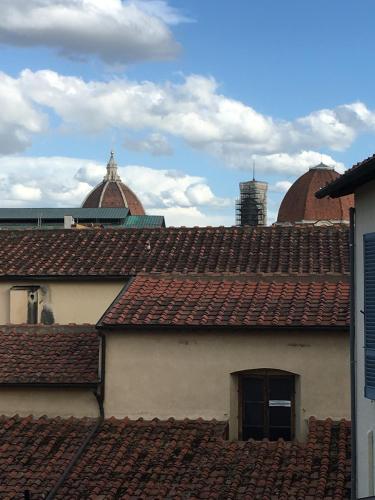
[0,387,98,418]
[104,329,349,441]
[354,179,375,498]
[0,280,125,324]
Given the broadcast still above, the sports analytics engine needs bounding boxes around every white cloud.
[208,146,345,175]
[185,183,223,206]
[249,151,345,175]
[0,71,46,154]
[0,0,182,64]
[0,156,227,219]
[132,1,191,25]
[271,181,292,193]
[11,183,42,201]
[120,164,230,208]
[2,68,375,174]
[16,69,374,170]
[124,132,173,156]
[148,206,234,227]
[0,156,93,207]
[293,109,356,151]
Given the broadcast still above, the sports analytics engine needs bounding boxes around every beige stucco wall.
[0,280,125,324]
[354,179,375,498]
[0,387,98,418]
[104,329,349,441]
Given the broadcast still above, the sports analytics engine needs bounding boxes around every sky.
[0,0,374,226]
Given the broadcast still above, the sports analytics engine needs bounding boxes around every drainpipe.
[46,335,106,499]
[350,206,357,500]
[45,390,103,500]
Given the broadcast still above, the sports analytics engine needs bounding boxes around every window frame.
[238,369,295,441]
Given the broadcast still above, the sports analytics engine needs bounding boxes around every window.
[10,286,40,324]
[239,369,295,441]
[364,233,375,399]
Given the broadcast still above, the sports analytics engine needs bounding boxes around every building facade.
[317,153,375,499]
[0,156,354,497]
[0,226,350,442]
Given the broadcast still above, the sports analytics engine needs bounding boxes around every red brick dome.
[82,152,145,215]
[277,163,354,224]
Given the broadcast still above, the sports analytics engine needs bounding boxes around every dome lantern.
[104,151,121,182]
[309,162,334,171]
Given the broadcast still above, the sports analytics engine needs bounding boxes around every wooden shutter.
[364,233,375,399]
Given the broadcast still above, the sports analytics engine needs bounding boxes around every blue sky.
[0,0,374,225]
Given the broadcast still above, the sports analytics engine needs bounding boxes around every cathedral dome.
[277,163,354,224]
[82,152,145,215]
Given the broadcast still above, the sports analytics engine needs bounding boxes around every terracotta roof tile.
[277,167,353,223]
[0,225,349,277]
[0,325,99,384]
[0,416,351,499]
[83,180,146,215]
[99,277,350,328]
[0,415,94,499]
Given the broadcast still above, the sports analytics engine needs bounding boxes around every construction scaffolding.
[236,180,268,226]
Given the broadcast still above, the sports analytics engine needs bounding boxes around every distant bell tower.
[236,173,268,226]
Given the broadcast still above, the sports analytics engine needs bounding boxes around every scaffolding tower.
[236,180,268,226]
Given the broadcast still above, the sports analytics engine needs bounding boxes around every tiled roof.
[99,277,350,328]
[0,415,95,499]
[0,416,351,499]
[0,325,99,385]
[316,153,375,198]
[0,225,349,277]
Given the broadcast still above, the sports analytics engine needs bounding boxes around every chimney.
[64,215,75,229]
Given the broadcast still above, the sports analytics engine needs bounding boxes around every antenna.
[252,160,255,181]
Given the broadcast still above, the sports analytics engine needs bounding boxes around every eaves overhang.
[97,323,349,332]
[0,382,99,388]
[316,156,375,199]
[0,274,134,281]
